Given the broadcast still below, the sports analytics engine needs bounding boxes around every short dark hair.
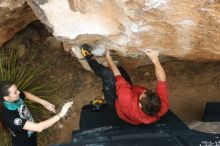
[0,80,14,98]
[140,91,161,116]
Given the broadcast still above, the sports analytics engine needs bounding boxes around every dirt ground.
[2,21,220,145]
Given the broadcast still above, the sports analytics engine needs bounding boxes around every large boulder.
[25,0,220,68]
[0,0,37,45]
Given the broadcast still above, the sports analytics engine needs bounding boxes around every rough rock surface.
[188,121,220,134]
[19,0,220,68]
[0,0,37,45]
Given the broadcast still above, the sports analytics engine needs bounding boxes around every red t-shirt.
[115,75,169,125]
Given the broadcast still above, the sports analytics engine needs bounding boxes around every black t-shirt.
[2,91,37,146]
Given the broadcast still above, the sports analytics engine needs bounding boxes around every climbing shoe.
[80,44,93,58]
[90,97,105,110]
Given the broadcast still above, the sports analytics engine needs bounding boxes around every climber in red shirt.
[81,44,169,125]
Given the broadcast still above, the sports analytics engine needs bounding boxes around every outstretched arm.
[23,101,73,132]
[144,49,166,81]
[105,49,121,76]
[24,91,56,113]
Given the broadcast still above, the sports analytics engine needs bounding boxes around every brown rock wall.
[0,0,37,45]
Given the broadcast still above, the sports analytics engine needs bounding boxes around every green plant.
[0,48,54,145]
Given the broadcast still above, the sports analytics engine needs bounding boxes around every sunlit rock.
[25,0,220,69]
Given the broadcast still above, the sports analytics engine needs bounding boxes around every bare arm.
[23,101,73,132]
[24,115,60,132]
[24,91,56,113]
[105,49,121,76]
[144,49,166,81]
